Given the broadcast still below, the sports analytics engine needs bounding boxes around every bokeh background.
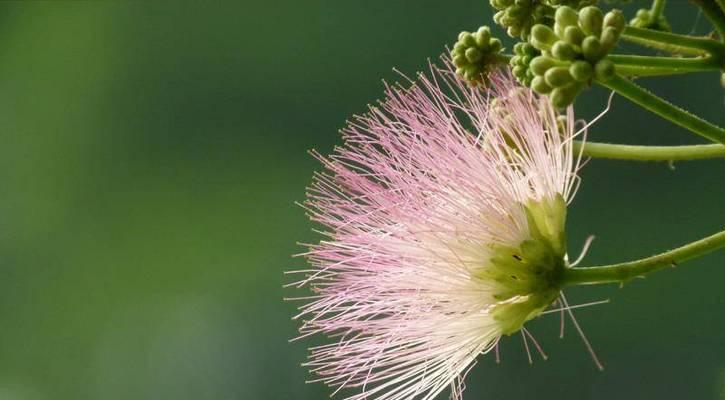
[0,1,722,399]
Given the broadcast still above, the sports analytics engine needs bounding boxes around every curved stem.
[607,54,722,72]
[691,0,725,39]
[621,26,724,56]
[596,75,725,144]
[562,231,725,286]
[573,141,725,161]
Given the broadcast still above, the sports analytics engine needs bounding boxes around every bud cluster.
[630,8,671,31]
[526,5,625,107]
[490,0,597,39]
[452,26,505,85]
[510,42,539,86]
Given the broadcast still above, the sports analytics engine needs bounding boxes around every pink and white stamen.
[290,61,587,400]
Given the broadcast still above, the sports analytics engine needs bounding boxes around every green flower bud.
[531,75,553,94]
[550,86,578,108]
[603,9,626,33]
[563,25,586,46]
[569,60,593,81]
[530,55,558,76]
[531,24,557,51]
[554,6,579,36]
[475,26,492,47]
[545,66,574,87]
[582,36,602,62]
[594,59,615,81]
[600,26,621,54]
[465,47,483,63]
[630,8,671,31]
[551,40,576,61]
[579,6,603,37]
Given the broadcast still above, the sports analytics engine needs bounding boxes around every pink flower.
[290,62,585,400]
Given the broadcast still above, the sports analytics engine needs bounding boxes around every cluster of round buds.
[452,26,505,85]
[511,42,539,86]
[527,5,625,107]
[491,0,596,39]
[630,8,671,31]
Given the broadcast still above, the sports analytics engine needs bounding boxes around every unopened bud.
[554,6,579,35]
[570,60,593,82]
[550,85,579,108]
[594,59,615,81]
[545,66,574,88]
[603,9,626,33]
[582,36,602,62]
[564,25,586,46]
[531,24,557,51]
[579,6,604,37]
[531,76,553,94]
[530,55,558,76]
[552,41,576,61]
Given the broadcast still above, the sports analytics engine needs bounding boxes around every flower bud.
[465,47,483,63]
[551,40,576,61]
[531,75,553,94]
[630,8,671,31]
[600,26,621,54]
[579,6,603,37]
[582,36,602,62]
[594,59,615,81]
[554,6,579,36]
[530,55,558,76]
[531,24,557,51]
[564,25,586,46]
[603,9,626,33]
[475,26,492,47]
[569,60,593,82]
[545,66,574,88]
[550,86,578,108]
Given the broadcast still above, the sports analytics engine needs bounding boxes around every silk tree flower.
[290,62,586,400]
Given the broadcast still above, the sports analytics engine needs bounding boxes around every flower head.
[291,61,584,400]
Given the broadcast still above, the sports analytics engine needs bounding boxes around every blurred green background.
[0,1,722,399]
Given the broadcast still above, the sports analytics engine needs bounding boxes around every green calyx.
[525,5,625,107]
[491,0,597,39]
[452,26,507,85]
[484,194,568,335]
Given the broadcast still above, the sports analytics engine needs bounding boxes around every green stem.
[621,26,724,55]
[608,54,722,72]
[573,141,725,161]
[596,75,725,144]
[613,65,695,77]
[562,231,725,286]
[691,0,725,39]
[651,0,666,20]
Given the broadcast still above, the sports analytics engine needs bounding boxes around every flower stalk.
[572,141,725,161]
[596,74,725,144]
[562,230,725,286]
[607,54,723,73]
[620,26,724,56]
